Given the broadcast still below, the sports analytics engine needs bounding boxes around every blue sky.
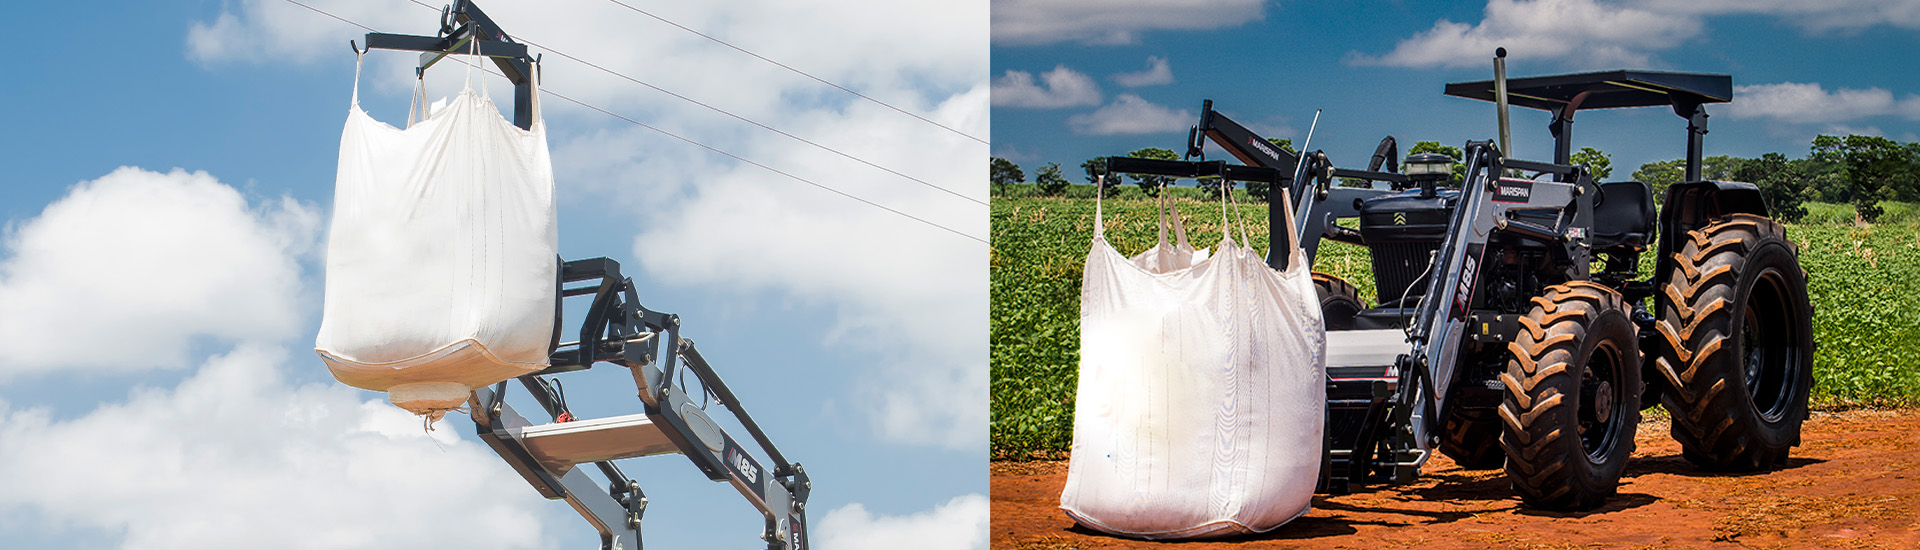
[991,0,1920,186]
[2,1,985,549]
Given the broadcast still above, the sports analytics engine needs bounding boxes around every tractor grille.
[1372,241,1438,301]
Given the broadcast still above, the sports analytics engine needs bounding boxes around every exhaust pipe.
[1494,47,1511,157]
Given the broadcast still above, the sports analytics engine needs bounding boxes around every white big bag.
[1061,184,1327,538]
[1129,191,1209,272]
[315,51,557,420]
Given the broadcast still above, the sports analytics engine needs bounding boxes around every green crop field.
[990,188,1920,458]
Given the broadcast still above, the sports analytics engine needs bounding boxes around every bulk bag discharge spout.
[315,51,557,421]
[1061,185,1327,539]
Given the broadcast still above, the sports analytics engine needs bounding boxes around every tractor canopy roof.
[1445,70,1731,114]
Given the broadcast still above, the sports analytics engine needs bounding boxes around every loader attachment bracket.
[360,0,541,130]
[471,257,810,550]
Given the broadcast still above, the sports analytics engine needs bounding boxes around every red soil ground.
[993,409,1920,549]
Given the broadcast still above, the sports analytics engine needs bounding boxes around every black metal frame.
[474,258,810,550]
[1443,69,1732,182]
[361,0,540,130]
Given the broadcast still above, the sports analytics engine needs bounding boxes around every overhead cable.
[539,86,986,244]
[404,0,984,207]
[596,0,988,145]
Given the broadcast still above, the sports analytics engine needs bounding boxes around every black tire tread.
[1500,281,1639,510]
[1313,272,1365,331]
[1654,213,1809,471]
[1440,407,1505,470]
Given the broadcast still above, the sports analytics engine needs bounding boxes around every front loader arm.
[1187,102,1404,270]
[1401,143,1593,441]
[1192,100,1300,172]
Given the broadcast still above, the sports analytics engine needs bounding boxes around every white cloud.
[1822,124,1888,138]
[1727,82,1920,124]
[1068,94,1195,135]
[1111,56,1173,88]
[991,144,1042,164]
[187,2,422,64]
[1360,0,1920,70]
[815,494,988,550]
[0,345,554,549]
[1247,118,1297,141]
[992,0,1265,45]
[1634,0,1920,32]
[0,167,317,379]
[612,84,989,450]
[992,65,1102,108]
[1351,0,1698,69]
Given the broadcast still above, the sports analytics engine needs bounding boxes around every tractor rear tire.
[1440,407,1505,470]
[1313,272,1364,331]
[1500,282,1641,511]
[1653,214,1813,471]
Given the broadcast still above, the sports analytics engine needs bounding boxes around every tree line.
[1629,134,1920,222]
[991,134,1920,222]
[990,140,1297,199]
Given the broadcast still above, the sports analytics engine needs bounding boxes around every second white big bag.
[315,52,558,420]
[1061,184,1327,539]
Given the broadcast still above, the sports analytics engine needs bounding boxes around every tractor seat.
[1591,181,1655,249]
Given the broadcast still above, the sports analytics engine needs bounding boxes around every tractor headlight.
[1403,152,1455,177]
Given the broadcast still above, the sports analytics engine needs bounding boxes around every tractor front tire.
[1654,214,1813,471]
[1313,272,1364,331]
[1500,282,1641,511]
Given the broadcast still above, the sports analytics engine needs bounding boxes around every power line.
[281,0,985,244]
[596,0,988,146]
[538,87,985,244]
[404,0,984,207]
[286,0,373,32]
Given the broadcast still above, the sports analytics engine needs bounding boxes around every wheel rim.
[1578,340,1626,461]
[1743,267,1801,422]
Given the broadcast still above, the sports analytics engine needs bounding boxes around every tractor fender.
[1646,179,1771,384]
[1662,180,1769,222]
[1656,181,1770,266]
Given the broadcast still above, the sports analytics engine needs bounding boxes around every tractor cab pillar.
[1681,102,1709,182]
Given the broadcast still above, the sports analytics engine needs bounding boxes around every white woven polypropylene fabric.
[314,57,556,416]
[1129,192,1209,272]
[1060,193,1326,539]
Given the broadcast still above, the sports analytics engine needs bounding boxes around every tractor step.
[1327,329,1410,371]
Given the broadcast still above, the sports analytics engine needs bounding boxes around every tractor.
[1104,49,1814,510]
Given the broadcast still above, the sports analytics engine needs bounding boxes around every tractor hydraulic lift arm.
[471,258,810,550]
[1400,143,1595,449]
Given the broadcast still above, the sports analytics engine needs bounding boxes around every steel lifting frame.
[470,258,811,550]
[360,0,540,130]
